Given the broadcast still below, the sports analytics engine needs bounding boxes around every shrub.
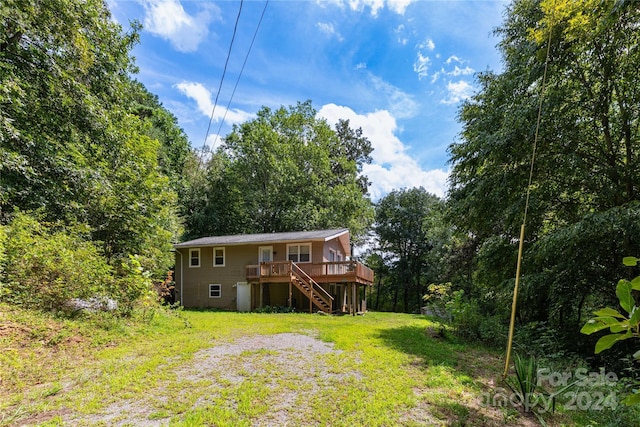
[111,255,154,316]
[1,213,114,312]
[446,289,507,346]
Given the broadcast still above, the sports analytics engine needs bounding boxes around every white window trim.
[258,246,273,263]
[189,248,201,268]
[213,247,225,267]
[287,243,312,263]
[209,284,222,298]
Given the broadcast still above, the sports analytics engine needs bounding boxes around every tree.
[0,0,183,276]
[375,187,447,313]
[184,101,374,241]
[447,0,640,350]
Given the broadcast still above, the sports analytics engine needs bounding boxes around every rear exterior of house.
[173,229,374,313]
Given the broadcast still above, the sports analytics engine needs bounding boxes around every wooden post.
[259,283,263,308]
[309,284,313,313]
[352,284,356,316]
[289,280,292,308]
[342,285,347,313]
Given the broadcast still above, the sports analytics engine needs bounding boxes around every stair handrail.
[291,262,334,307]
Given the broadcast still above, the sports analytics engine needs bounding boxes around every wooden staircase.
[291,263,333,313]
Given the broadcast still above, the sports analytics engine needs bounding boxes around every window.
[287,243,311,263]
[189,248,200,268]
[213,247,225,267]
[329,249,336,274]
[209,284,222,298]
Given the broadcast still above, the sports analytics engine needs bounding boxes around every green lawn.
[0,306,636,426]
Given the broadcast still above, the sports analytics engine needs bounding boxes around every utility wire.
[210,0,269,151]
[200,0,244,162]
[503,23,554,378]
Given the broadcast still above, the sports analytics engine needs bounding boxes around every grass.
[1,304,638,426]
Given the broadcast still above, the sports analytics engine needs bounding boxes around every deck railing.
[245,260,373,284]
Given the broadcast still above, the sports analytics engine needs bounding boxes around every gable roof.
[174,228,350,249]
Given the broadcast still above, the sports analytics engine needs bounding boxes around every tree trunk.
[403,285,409,313]
[392,286,399,312]
[375,274,382,310]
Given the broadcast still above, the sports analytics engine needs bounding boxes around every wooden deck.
[245,260,374,285]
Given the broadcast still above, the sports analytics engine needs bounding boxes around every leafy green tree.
[375,187,447,312]
[1,0,183,275]
[185,101,374,241]
[447,0,640,345]
[129,81,192,196]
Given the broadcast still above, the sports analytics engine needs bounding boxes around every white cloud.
[319,0,413,16]
[418,37,435,51]
[413,52,430,80]
[317,104,449,200]
[394,24,408,45]
[367,74,419,119]
[355,62,367,70]
[205,133,225,150]
[387,0,414,15]
[430,68,443,84]
[445,55,463,65]
[450,65,475,76]
[174,81,253,125]
[317,22,344,41]
[441,80,475,105]
[139,0,214,52]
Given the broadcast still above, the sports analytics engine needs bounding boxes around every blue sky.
[108,0,508,200]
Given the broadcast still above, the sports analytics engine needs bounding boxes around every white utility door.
[236,282,250,312]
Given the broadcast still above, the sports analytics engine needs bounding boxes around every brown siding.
[176,245,259,309]
[175,234,354,310]
[322,238,346,261]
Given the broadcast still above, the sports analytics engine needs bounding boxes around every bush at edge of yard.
[0,212,153,315]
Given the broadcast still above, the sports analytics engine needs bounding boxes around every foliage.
[0,224,6,286]
[252,305,296,314]
[444,290,506,346]
[0,213,160,316]
[374,187,449,313]
[0,0,185,277]
[505,353,544,413]
[0,213,112,312]
[581,257,640,405]
[183,101,374,242]
[446,0,640,358]
[422,282,452,319]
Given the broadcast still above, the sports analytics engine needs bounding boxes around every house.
[173,228,374,313]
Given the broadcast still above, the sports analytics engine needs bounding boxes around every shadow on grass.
[377,324,516,426]
[377,324,465,368]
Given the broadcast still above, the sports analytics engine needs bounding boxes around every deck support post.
[288,280,292,308]
[352,283,356,316]
[259,283,263,308]
[342,286,347,313]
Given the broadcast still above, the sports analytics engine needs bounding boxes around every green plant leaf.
[581,317,623,335]
[633,350,640,360]
[595,332,633,354]
[616,280,633,314]
[632,276,640,291]
[623,256,639,267]
[623,392,640,406]
[630,307,640,326]
[593,307,626,318]
[610,323,629,333]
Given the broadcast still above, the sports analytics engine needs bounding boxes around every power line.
[200,0,244,160]
[211,0,269,151]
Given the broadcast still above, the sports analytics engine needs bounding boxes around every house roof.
[174,228,350,249]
